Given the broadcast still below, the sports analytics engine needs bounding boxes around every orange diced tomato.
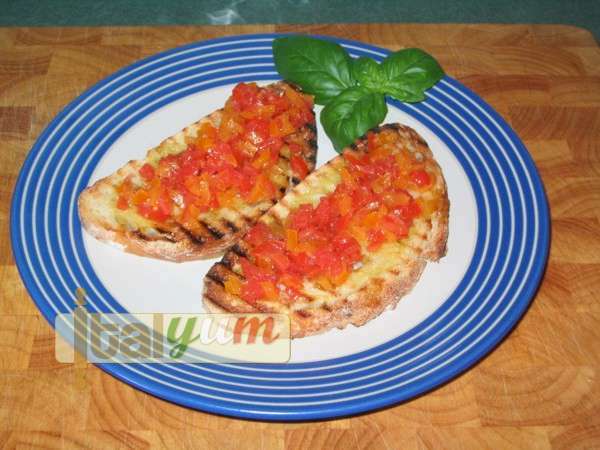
[260,281,279,300]
[247,173,274,203]
[285,228,299,252]
[116,196,129,210]
[331,269,350,286]
[336,193,353,216]
[252,148,274,170]
[131,189,149,206]
[184,176,211,205]
[269,113,295,137]
[224,276,242,296]
[280,273,304,293]
[315,276,334,291]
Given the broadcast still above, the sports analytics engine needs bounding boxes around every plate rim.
[10,32,550,421]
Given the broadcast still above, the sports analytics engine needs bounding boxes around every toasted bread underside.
[203,124,449,338]
[78,82,317,262]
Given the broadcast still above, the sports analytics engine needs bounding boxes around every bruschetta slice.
[203,124,449,337]
[79,82,317,261]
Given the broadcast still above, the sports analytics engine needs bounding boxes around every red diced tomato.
[367,229,387,251]
[410,169,431,187]
[139,163,155,181]
[232,82,259,110]
[116,196,129,210]
[245,118,270,146]
[241,280,264,303]
[290,155,309,179]
[367,132,377,151]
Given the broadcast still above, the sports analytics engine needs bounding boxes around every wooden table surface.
[1,23,600,449]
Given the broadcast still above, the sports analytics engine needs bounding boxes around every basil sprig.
[273,36,444,152]
[321,87,387,151]
[272,36,355,105]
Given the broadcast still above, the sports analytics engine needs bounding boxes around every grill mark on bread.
[131,229,176,243]
[206,270,225,286]
[156,228,177,242]
[131,230,149,241]
[222,219,239,234]
[231,243,248,258]
[296,310,312,318]
[200,221,225,240]
[220,254,234,270]
[203,291,227,310]
[179,226,206,245]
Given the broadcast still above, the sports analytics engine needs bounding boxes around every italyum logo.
[55,288,291,364]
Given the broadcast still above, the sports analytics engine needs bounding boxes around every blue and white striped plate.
[11,34,549,420]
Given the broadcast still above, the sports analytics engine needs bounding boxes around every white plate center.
[84,84,478,363]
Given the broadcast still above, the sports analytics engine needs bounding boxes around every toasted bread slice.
[79,82,317,262]
[203,123,449,338]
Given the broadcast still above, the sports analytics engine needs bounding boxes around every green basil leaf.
[381,48,444,102]
[352,57,386,93]
[385,84,426,102]
[321,87,387,152]
[273,36,355,105]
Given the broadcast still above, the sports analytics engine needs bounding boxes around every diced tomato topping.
[116,196,129,210]
[224,276,242,296]
[290,155,309,179]
[237,127,438,304]
[116,82,314,225]
[367,229,387,251]
[410,169,431,187]
[232,82,259,110]
[139,163,155,181]
[367,132,377,151]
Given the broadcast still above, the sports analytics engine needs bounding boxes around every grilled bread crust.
[203,123,449,338]
[78,82,317,262]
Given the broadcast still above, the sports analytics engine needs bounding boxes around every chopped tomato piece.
[367,132,377,151]
[410,169,431,187]
[285,228,300,252]
[116,196,129,210]
[290,155,309,179]
[246,173,275,203]
[245,118,270,147]
[252,148,275,170]
[196,122,218,151]
[269,113,295,137]
[184,176,211,206]
[131,189,149,206]
[139,163,155,181]
[367,229,387,251]
[260,281,279,300]
[232,82,259,110]
[279,274,304,294]
[241,280,264,304]
[224,276,242,296]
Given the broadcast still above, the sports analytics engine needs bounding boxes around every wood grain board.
[1,24,600,449]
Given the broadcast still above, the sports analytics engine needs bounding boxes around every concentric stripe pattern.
[10,34,549,420]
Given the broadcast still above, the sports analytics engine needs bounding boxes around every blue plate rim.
[10,33,550,421]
